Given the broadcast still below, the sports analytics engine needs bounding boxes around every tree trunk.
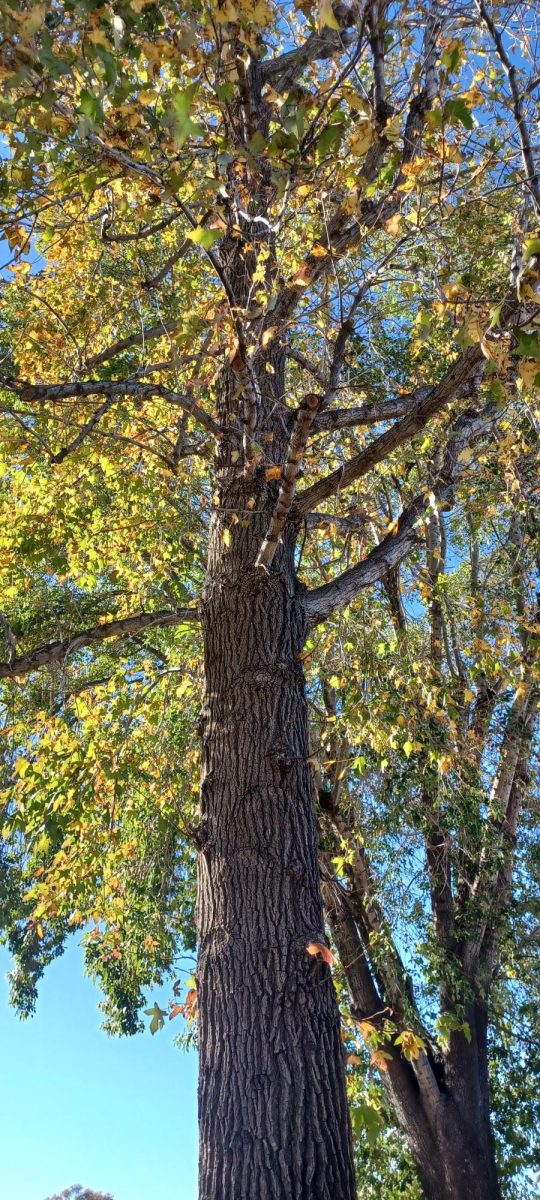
[325,877,501,1200]
[196,429,356,1196]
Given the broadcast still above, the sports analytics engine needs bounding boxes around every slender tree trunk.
[196,357,356,1196]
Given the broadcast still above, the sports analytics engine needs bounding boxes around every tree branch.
[268,8,441,332]
[101,209,183,243]
[85,320,183,369]
[462,681,538,976]
[296,345,484,514]
[50,396,115,464]
[256,302,361,566]
[260,4,357,93]
[7,377,222,440]
[477,0,540,218]
[304,404,496,623]
[313,395,414,432]
[0,608,199,681]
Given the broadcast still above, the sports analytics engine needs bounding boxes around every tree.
[44,1188,114,1200]
[315,486,539,1200]
[0,2,539,1198]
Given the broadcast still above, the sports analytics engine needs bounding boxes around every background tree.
[44,1187,114,1200]
[313,473,538,1200]
[0,2,539,1198]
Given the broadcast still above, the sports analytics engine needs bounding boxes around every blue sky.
[0,940,198,1200]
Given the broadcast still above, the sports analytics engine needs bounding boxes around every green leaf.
[403,739,414,759]
[523,237,540,262]
[186,226,221,249]
[145,1003,167,1035]
[316,122,345,157]
[78,89,104,126]
[167,84,203,147]
[444,98,474,130]
[95,47,118,89]
[514,329,540,360]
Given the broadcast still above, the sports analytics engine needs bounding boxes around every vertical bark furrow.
[198,562,355,1198]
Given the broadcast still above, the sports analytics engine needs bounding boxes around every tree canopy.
[0,2,539,1197]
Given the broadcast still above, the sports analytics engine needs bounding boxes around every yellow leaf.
[385,212,402,236]
[383,114,402,143]
[519,359,540,390]
[318,0,340,30]
[262,326,277,348]
[18,4,47,40]
[213,0,239,22]
[341,189,359,216]
[251,0,272,22]
[350,123,374,158]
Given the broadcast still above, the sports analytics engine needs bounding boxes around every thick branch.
[297,346,484,514]
[313,395,414,432]
[462,681,537,976]
[0,608,199,681]
[260,5,357,92]
[9,377,222,440]
[306,509,369,534]
[256,298,364,566]
[304,404,496,623]
[255,392,322,567]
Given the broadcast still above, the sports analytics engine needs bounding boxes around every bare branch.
[102,209,183,244]
[0,608,199,681]
[141,239,193,291]
[313,394,416,432]
[477,0,540,218]
[286,347,327,388]
[306,509,370,534]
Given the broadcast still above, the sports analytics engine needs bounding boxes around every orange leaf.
[306,941,334,966]
[265,464,282,481]
[169,1004,183,1020]
[370,1050,392,1072]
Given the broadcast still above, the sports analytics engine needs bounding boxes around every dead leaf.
[306,941,334,966]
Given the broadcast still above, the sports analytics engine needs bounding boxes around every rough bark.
[195,333,356,1197]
